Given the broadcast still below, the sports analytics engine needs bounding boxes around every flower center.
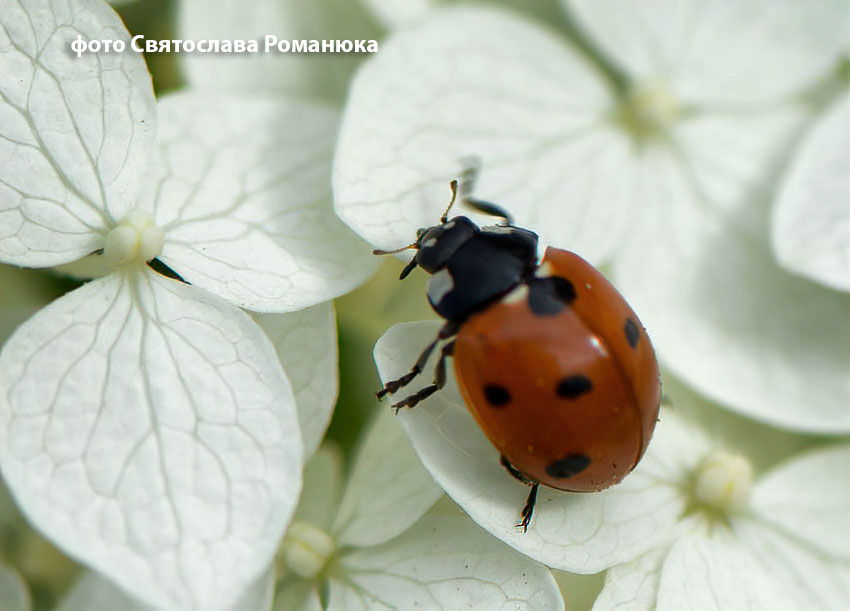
[103,210,164,266]
[693,451,753,514]
[281,521,335,579]
[616,81,682,142]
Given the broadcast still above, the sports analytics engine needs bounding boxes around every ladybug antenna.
[440,179,459,224]
[372,242,420,280]
[372,243,418,256]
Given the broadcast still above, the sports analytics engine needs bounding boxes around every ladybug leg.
[457,156,513,225]
[500,455,539,533]
[391,340,455,413]
[376,320,459,399]
[519,483,539,533]
[463,198,514,226]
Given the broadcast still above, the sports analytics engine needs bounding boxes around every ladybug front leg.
[391,340,455,412]
[376,320,459,399]
[500,455,540,533]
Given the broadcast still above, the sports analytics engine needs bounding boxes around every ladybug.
[375,178,661,531]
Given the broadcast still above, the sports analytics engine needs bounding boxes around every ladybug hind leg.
[390,340,455,413]
[500,455,540,533]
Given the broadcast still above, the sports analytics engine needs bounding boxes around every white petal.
[0,0,155,266]
[657,515,850,611]
[178,0,379,102]
[0,271,302,609]
[334,6,635,265]
[332,408,442,548]
[772,95,850,291]
[735,518,850,610]
[58,566,275,611]
[613,149,850,432]
[751,444,850,561]
[254,303,338,459]
[674,108,805,232]
[294,443,344,531]
[374,322,683,573]
[271,580,322,611]
[143,92,375,311]
[566,0,849,105]
[330,514,564,610]
[360,0,433,28]
[656,524,789,610]
[58,570,149,611]
[592,547,665,611]
[0,565,29,611]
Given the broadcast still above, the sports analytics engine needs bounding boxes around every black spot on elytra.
[556,375,593,399]
[625,317,640,349]
[484,384,511,407]
[527,276,576,316]
[545,453,591,478]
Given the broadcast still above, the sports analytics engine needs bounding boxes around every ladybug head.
[412,216,478,275]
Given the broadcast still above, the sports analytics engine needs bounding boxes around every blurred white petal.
[772,95,850,291]
[293,444,344,531]
[674,107,805,232]
[613,149,850,432]
[0,565,29,611]
[565,0,849,106]
[59,565,275,611]
[751,444,850,560]
[178,0,379,103]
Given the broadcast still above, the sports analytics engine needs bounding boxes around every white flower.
[0,0,370,607]
[57,409,566,611]
[334,1,850,432]
[276,409,565,611]
[375,322,850,609]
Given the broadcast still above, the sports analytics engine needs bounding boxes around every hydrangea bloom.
[334,1,850,433]
[0,0,370,607]
[375,321,850,610]
[58,409,566,611]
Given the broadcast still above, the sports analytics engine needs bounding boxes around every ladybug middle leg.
[500,455,540,533]
[376,319,460,400]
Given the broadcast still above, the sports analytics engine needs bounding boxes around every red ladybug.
[376,179,661,531]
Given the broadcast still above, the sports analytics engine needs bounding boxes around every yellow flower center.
[694,451,753,514]
[616,81,682,142]
[281,521,335,579]
[103,210,164,266]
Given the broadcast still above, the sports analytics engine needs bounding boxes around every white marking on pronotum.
[423,237,437,248]
[502,283,529,304]
[427,268,454,305]
[535,261,554,277]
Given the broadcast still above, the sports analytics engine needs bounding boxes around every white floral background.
[0,0,847,610]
